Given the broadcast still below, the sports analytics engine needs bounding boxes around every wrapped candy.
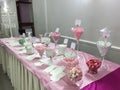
[46,48,56,59]
[67,67,82,84]
[86,59,101,74]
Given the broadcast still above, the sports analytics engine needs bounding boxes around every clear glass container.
[96,28,111,69]
[71,20,84,60]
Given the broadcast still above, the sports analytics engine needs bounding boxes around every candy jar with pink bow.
[97,28,111,69]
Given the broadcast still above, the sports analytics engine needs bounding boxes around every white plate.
[44,65,57,73]
[50,66,65,75]
[50,72,65,82]
[26,54,40,60]
[34,62,44,66]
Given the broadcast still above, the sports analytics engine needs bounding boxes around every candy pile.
[62,57,79,68]
[46,48,56,58]
[86,59,101,74]
[68,67,82,83]
[72,27,84,40]
[50,32,61,42]
[35,45,46,56]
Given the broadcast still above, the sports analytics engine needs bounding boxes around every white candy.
[97,41,111,47]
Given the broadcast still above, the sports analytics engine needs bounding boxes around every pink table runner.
[82,67,120,90]
[0,38,120,90]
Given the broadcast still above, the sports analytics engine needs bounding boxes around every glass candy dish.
[24,41,34,55]
[19,38,25,46]
[71,20,84,59]
[46,47,56,64]
[58,44,67,56]
[41,37,51,47]
[35,45,46,59]
[86,59,101,74]
[50,28,61,48]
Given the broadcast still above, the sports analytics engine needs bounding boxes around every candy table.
[0,38,120,90]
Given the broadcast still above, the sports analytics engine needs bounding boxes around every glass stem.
[55,42,57,47]
[55,41,57,48]
[76,40,79,51]
[102,56,104,63]
[76,40,80,59]
[101,56,105,66]
[101,56,108,69]
[102,56,104,61]
[41,55,42,59]
[50,57,53,65]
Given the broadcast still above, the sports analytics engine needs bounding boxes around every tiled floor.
[0,65,14,90]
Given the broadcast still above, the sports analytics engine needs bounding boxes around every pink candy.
[62,57,79,69]
[35,45,46,56]
[72,28,84,40]
[86,59,101,74]
[50,32,61,42]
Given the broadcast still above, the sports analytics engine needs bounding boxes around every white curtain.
[0,46,46,90]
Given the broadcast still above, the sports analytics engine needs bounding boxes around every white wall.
[0,0,119,63]
[46,0,120,47]
[32,0,46,37]
[32,0,120,63]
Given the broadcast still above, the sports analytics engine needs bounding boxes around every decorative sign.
[70,42,76,49]
[63,38,68,44]
[55,28,60,32]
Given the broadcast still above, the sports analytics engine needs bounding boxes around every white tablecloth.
[0,46,46,90]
